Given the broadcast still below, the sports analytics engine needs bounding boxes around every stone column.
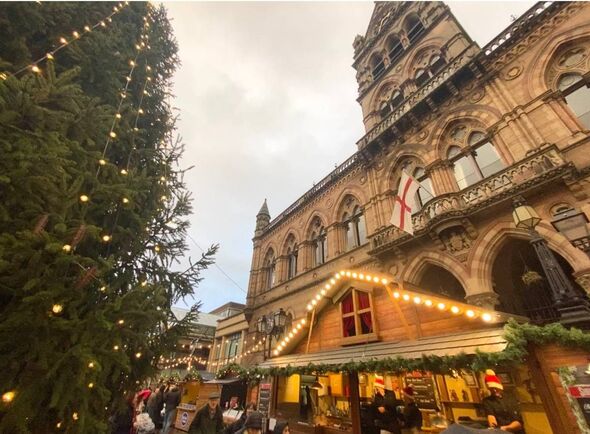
[300,241,314,271]
[276,255,289,283]
[428,161,455,195]
[326,224,339,260]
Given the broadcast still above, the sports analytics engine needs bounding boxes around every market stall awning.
[259,327,506,369]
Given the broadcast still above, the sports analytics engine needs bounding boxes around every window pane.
[474,142,504,178]
[558,73,583,91]
[359,312,373,334]
[356,291,370,309]
[453,156,479,189]
[342,293,354,314]
[357,214,367,245]
[447,145,462,158]
[417,177,434,207]
[343,317,356,337]
[346,222,354,250]
[565,85,590,129]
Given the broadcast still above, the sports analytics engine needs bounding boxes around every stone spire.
[255,199,271,235]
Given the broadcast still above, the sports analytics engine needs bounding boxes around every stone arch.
[527,25,590,99]
[368,76,405,114]
[434,117,490,160]
[467,220,590,292]
[402,249,471,296]
[330,187,368,222]
[401,36,446,79]
[280,231,300,256]
[304,212,329,239]
[379,150,427,193]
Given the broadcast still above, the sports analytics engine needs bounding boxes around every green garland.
[215,320,590,385]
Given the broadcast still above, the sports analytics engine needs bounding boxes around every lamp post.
[551,208,590,255]
[256,308,288,359]
[512,196,590,325]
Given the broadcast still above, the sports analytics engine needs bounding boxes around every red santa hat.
[484,369,503,390]
[374,374,385,390]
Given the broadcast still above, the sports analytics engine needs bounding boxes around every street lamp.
[512,196,590,325]
[551,208,590,254]
[256,308,289,359]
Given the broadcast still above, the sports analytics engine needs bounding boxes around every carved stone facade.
[244,1,590,367]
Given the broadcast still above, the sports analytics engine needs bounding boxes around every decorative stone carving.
[465,292,500,310]
[353,34,365,55]
[575,272,590,295]
[502,64,523,81]
[468,88,485,103]
[439,227,473,262]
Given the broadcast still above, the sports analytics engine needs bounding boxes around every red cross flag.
[390,171,421,235]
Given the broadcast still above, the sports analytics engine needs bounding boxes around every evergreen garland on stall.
[0,2,216,433]
[215,320,590,385]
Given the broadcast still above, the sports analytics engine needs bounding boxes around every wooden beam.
[385,283,415,340]
[306,308,316,354]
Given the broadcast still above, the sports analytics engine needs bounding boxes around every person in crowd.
[189,392,224,434]
[482,370,525,433]
[236,411,264,434]
[401,386,422,434]
[374,393,402,434]
[147,383,166,433]
[225,402,257,434]
[273,421,290,434]
[163,383,181,434]
[110,392,135,434]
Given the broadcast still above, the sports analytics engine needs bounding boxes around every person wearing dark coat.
[235,411,264,434]
[401,387,422,434]
[273,421,290,434]
[225,402,256,434]
[189,392,224,434]
[110,393,135,434]
[147,384,165,432]
[163,384,181,433]
[373,393,402,434]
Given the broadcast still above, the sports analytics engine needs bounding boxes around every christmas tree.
[0,2,216,432]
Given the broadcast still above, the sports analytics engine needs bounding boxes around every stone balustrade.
[369,146,569,253]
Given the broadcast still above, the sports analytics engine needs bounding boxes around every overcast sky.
[166,1,536,313]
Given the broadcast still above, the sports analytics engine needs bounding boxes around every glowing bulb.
[59,37,67,44]
[335,273,341,279]
[135,352,142,358]
[100,21,106,27]
[88,382,94,388]
[115,113,121,119]
[109,131,116,138]
[160,195,167,201]
[393,292,400,298]
[437,303,446,310]
[99,159,106,166]
[117,319,124,325]
[52,304,63,314]
[79,194,89,202]
[122,197,129,204]
[113,345,119,350]
[451,306,460,314]
[141,280,147,287]
[46,53,54,60]
[315,294,321,301]
[57,422,62,428]
[424,300,433,307]
[88,362,95,368]
[138,108,144,114]
[62,244,72,253]
[84,25,91,32]
[413,296,421,304]
[301,318,306,325]
[126,76,131,82]
[402,294,410,301]
[72,412,78,421]
[129,60,135,66]
[99,286,106,292]
[102,235,111,242]
[154,245,160,252]
[273,350,279,356]
[345,271,351,277]
[381,278,388,284]
[466,310,475,318]
[31,65,41,73]
[311,299,317,306]
[359,273,364,280]
[120,169,128,175]
[147,65,152,71]
[72,31,80,38]
[320,289,326,296]
[352,273,358,278]
[297,323,302,329]
[2,391,15,403]
[482,313,493,322]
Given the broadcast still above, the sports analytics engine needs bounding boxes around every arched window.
[558,73,590,129]
[286,241,298,280]
[447,131,504,189]
[405,14,425,44]
[379,89,404,118]
[343,206,367,251]
[263,249,276,290]
[387,35,404,63]
[413,167,434,208]
[414,54,447,88]
[370,53,386,81]
[310,218,327,266]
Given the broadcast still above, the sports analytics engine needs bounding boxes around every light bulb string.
[5,2,130,79]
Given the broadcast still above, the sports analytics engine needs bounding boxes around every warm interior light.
[437,303,446,310]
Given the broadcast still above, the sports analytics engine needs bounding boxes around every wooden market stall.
[252,269,590,434]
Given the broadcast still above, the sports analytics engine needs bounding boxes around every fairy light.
[437,302,446,310]
[88,362,95,368]
[109,131,117,138]
[113,345,119,351]
[88,382,94,388]
[98,159,107,166]
[31,65,41,73]
[62,244,72,253]
[72,31,80,38]
[122,197,129,204]
[413,296,421,304]
[79,194,89,203]
[482,313,493,322]
[59,37,67,44]
[101,234,112,242]
[117,319,124,325]
[99,286,106,292]
[72,412,79,421]
[52,304,63,314]
[135,352,142,358]
[393,291,400,298]
[451,306,460,314]
[466,310,475,318]
[46,53,54,60]
[402,294,410,301]
[2,391,15,403]
[424,299,433,307]
[120,169,128,175]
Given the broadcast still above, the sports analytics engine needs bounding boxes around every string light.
[79,194,89,203]
[101,234,112,242]
[52,304,63,314]
[46,53,54,60]
[88,362,95,368]
[62,244,72,253]
[2,391,15,403]
[122,197,129,204]
[72,412,79,421]
[120,169,128,175]
[31,65,41,73]
[98,159,107,166]
[88,383,94,388]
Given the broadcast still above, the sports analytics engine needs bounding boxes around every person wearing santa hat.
[482,370,524,433]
